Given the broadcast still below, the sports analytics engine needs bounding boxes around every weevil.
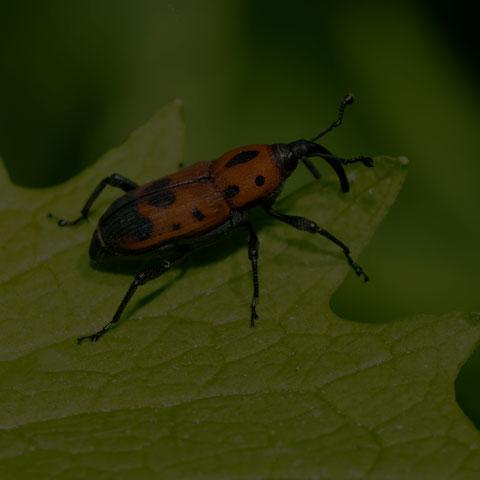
[50,94,374,343]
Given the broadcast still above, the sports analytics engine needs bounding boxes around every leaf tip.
[371,155,410,178]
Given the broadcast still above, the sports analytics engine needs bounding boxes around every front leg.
[49,173,138,226]
[265,206,369,281]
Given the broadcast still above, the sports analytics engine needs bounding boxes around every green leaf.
[1,101,479,479]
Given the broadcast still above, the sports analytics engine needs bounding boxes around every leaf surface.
[1,101,479,479]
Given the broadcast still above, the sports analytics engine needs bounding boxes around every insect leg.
[309,151,374,168]
[301,156,321,179]
[77,250,189,343]
[49,174,139,226]
[265,206,369,281]
[245,221,260,326]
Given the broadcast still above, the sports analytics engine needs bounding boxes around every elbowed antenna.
[300,93,374,192]
[310,93,355,143]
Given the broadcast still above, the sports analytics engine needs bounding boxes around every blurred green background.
[1,1,479,426]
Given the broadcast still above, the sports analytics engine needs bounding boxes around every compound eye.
[288,140,308,158]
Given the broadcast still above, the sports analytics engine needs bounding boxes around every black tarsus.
[265,206,369,282]
[77,250,189,343]
[48,173,138,226]
[309,152,374,168]
[245,221,260,327]
[306,146,374,193]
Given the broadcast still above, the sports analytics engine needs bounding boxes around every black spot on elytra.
[193,208,206,221]
[143,178,171,194]
[99,191,154,244]
[225,150,259,168]
[132,213,155,241]
[255,175,265,186]
[223,185,240,199]
[142,178,176,208]
[101,203,154,247]
[173,223,181,230]
[147,190,176,208]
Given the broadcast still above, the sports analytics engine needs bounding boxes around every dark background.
[1,0,479,426]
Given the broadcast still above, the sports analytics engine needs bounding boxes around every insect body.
[50,94,374,343]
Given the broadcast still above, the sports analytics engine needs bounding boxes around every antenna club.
[345,93,355,105]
